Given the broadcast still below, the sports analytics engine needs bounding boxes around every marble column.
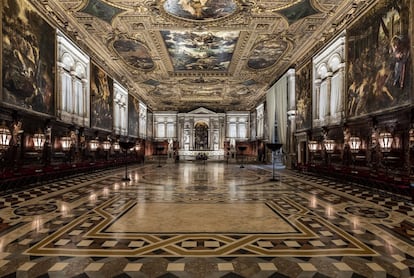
[313,79,321,126]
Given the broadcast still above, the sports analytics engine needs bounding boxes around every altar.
[153,107,249,162]
[178,150,225,161]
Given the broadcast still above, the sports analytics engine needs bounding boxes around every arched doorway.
[194,122,208,150]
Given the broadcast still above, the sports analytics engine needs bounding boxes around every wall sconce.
[308,141,319,152]
[61,136,72,152]
[379,132,393,152]
[0,122,11,151]
[324,139,335,153]
[89,139,99,152]
[349,136,361,153]
[33,131,46,151]
[135,143,141,151]
[102,140,111,152]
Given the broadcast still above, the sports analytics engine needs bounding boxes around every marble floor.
[0,162,414,277]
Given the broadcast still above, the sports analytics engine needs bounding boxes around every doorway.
[298,141,307,165]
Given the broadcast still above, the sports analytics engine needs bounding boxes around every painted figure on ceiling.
[179,0,209,18]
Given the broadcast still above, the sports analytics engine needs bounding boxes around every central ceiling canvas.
[161,31,239,71]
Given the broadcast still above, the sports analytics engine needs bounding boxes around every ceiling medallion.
[162,0,238,21]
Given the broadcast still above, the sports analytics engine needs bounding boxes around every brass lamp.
[324,139,335,153]
[33,131,46,151]
[113,141,120,152]
[89,139,99,152]
[102,140,111,151]
[0,122,11,150]
[349,136,361,153]
[379,132,393,152]
[308,141,319,152]
[61,136,72,152]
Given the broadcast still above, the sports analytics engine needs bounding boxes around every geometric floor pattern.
[0,162,414,277]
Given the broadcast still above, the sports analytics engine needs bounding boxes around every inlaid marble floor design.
[0,162,414,277]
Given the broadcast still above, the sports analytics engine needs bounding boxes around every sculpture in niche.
[184,130,190,143]
[168,138,173,151]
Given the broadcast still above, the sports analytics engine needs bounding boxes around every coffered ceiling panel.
[34,0,370,112]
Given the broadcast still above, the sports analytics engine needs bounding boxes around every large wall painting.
[161,31,239,71]
[347,0,411,118]
[128,95,139,137]
[112,37,154,71]
[2,0,55,115]
[247,37,288,70]
[163,0,237,21]
[90,64,113,131]
[296,61,312,131]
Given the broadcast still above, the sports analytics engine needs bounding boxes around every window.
[166,123,175,138]
[157,123,165,138]
[57,30,90,126]
[113,82,128,136]
[312,32,345,126]
[238,123,246,138]
[229,123,237,138]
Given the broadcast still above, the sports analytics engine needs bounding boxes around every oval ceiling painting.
[112,38,154,71]
[247,39,288,70]
[163,0,237,21]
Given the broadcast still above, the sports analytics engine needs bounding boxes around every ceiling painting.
[161,31,239,71]
[247,38,289,70]
[163,0,238,21]
[276,0,321,25]
[112,37,154,71]
[34,0,369,111]
[79,0,126,24]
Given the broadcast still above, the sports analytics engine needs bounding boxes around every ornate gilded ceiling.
[35,0,367,112]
